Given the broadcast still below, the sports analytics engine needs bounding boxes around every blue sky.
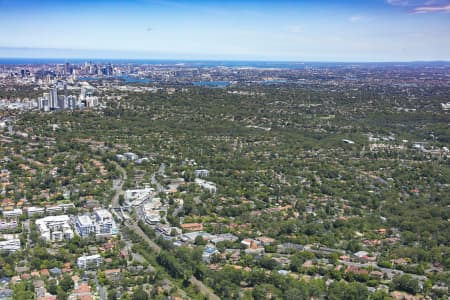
[0,0,449,61]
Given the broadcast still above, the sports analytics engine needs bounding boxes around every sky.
[0,0,449,61]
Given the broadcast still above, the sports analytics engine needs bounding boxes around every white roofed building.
[35,215,74,242]
[0,239,20,252]
[77,254,102,269]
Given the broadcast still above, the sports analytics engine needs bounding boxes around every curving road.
[111,161,127,209]
[109,160,220,300]
[125,220,220,300]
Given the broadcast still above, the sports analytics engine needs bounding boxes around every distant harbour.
[4,58,448,69]
[78,75,152,84]
[192,81,229,87]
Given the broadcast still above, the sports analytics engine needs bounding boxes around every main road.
[111,161,127,209]
[125,220,220,300]
[110,160,220,300]
[338,260,427,282]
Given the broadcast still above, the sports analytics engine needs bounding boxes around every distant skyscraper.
[40,93,50,111]
[49,87,58,109]
[57,95,65,109]
[107,64,113,76]
[64,62,70,75]
[67,95,77,110]
[64,83,68,104]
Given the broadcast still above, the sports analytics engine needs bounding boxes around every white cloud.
[349,15,363,22]
[286,26,303,34]
[386,0,450,13]
[387,0,410,6]
[414,4,450,12]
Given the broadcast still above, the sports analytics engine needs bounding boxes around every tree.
[56,287,67,300]
[13,281,34,300]
[370,290,392,300]
[194,235,207,246]
[59,274,74,292]
[47,279,58,295]
[108,289,118,300]
[132,286,149,300]
[252,284,281,300]
[328,281,368,300]
[391,275,420,295]
[258,256,279,270]
[283,287,309,300]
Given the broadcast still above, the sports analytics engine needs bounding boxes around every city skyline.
[1,0,450,61]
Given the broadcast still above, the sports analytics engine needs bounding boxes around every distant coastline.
[1,57,449,68]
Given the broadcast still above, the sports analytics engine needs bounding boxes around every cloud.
[349,15,364,22]
[386,0,450,6]
[387,0,410,6]
[386,0,450,13]
[286,26,303,34]
[413,4,450,12]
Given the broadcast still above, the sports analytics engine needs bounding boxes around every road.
[150,163,166,193]
[125,220,220,300]
[339,260,427,281]
[125,220,161,254]
[111,161,127,209]
[89,271,107,300]
[109,160,220,299]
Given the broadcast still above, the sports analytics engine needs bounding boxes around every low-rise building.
[181,223,203,232]
[123,152,138,161]
[115,154,125,161]
[180,231,214,243]
[69,282,93,300]
[75,210,117,238]
[195,178,217,193]
[75,215,95,237]
[94,209,117,236]
[27,207,45,217]
[142,198,162,224]
[0,239,20,252]
[77,254,102,269]
[45,205,63,215]
[256,236,276,246]
[211,233,238,245]
[202,245,219,263]
[125,188,154,206]
[2,208,22,218]
[277,243,304,253]
[0,219,18,231]
[194,169,209,177]
[36,215,74,242]
[241,239,259,249]
[0,288,13,299]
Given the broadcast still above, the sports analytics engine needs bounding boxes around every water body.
[78,75,151,84]
[192,81,229,87]
[1,58,449,69]
[0,58,308,69]
[261,80,287,85]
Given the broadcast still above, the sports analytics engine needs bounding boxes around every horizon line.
[0,47,449,64]
[1,56,450,64]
